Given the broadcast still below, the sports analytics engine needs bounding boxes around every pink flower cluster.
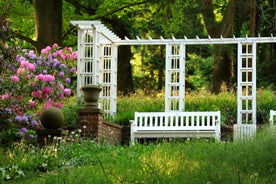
[35,74,55,82]
[0,43,78,138]
[11,76,19,82]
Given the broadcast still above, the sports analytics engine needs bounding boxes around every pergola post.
[71,21,120,117]
[165,43,185,112]
[234,41,257,141]
[99,44,117,117]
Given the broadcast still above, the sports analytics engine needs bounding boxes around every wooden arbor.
[71,20,276,139]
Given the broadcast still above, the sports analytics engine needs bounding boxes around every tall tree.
[200,0,257,93]
[200,0,235,93]
[33,0,62,51]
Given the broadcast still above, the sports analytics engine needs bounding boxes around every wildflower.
[37,59,42,65]
[53,60,60,67]
[28,134,34,139]
[52,43,59,48]
[31,91,42,98]
[11,76,19,82]
[35,74,55,82]
[27,63,35,71]
[70,67,76,73]
[65,78,71,84]
[61,55,66,60]
[59,71,64,77]
[22,115,28,122]
[64,88,71,96]
[44,99,53,109]
[5,108,12,114]
[31,120,38,126]
[59,84,64,90]
[60,64,66,68]
[19,127,27,135]
[72,51,78,59]
[45,46,51,52]
[1,93,10,100]
[29,100,36,106]
[42,86,51,95]
[28,50,36,59]
[15,115,23,122]
[56,102,62,109]
[57,93,64,98]
[17,68,25,75]
[44,74,55,82]
[20,60,29,67]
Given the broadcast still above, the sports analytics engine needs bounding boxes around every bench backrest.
[132,111,221,131]
[269,110,276,126]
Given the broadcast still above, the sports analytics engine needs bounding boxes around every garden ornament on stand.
[81,84,102,110]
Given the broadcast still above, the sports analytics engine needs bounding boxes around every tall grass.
[2,126,276,184]
[114,89,276,126]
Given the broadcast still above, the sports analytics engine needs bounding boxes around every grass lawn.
[2,126,276,184]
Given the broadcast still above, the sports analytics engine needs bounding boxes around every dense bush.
[0,18,77,146]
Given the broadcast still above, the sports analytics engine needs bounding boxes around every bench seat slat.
[134,130,217,138]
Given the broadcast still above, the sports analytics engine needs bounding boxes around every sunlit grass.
[3,126,276,184]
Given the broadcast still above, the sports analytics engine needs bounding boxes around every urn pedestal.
[81,85,102,110]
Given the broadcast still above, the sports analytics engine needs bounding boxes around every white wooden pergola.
[71,20,276,139]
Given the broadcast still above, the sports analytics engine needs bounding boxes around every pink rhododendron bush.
[0,44,77,145]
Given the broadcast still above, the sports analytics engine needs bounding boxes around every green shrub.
[114,92,164,124]
[114,89,276,126]
[62,96,83,128]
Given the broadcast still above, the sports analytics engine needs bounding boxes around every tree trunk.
[117,45,134,95]
[249,0,256,37]
[201,0,236,93]
[33,0,62,51]
[105,18,135,95]
[212,45,232,92]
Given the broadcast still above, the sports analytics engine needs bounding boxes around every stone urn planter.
[81,84,102,109]
[36,107,66,146]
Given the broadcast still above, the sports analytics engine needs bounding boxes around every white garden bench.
[269,110,276,127]
[130,111,221,143]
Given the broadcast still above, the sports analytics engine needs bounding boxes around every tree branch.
[12,31,38,48]
[93,0,150,19]
[64,0,96,15]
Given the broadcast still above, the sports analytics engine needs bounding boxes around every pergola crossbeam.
[116,36,276,45]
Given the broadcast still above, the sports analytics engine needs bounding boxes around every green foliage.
[1,127,276,183]
[256,89,276,124]
[114,89,276,126]
[62,96,83,128]
[185,91,237,126]
[114,91,164,124]
[186,54,214,91]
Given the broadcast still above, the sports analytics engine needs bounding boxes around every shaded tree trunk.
[117,45,134,95]
[158,46,165,91]
[201,0,258,93]
[201,0,235,94]
[105,18,134,95]
[33,0,62,51]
